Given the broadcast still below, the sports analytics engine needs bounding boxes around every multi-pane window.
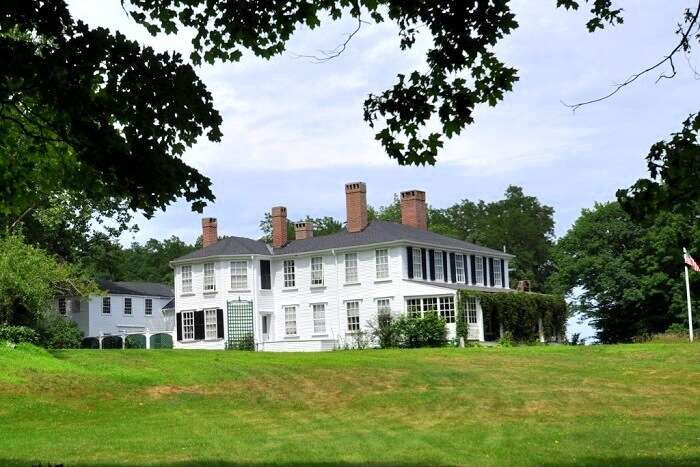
[102,297,111,314]
[182,310,195,340]
[439,296,455,323]
[407,298,422,318]
[412,250,423,279]
[465,297,478,324]
[346,301,360,331]
[313,304,326,334]
[230,260,248,289]
[434,252,444,281]
[283,260,296,288]
[58,297,67,315]
[145,298,152,316]
[376,298,391,314]
[422,297,438,315]
[311,257,324,286]
[124,297,132,315]
[475,256,484,285]
[345,253,358,283]
[375,249,389,279]
[205,309,218,339]
[284,306,297,335]
[455,255,465,282]
[494,258,502,287]
[181,265,192,293]
[203,262,216,291]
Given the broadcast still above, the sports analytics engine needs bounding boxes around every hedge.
[456,291,567,343]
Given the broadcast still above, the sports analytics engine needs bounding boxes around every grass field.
[1,343,700,466]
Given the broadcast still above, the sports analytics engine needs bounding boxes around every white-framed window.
[283,260,296,288]
[284,306,297,336]
[375,249,389,279]
[475,256,484,285]
[422,297,438,315]
[181,265,193,293]
[376,298,391,314]
[58,297,67,315]
[412,249,423,279]
[439,296,455,323]
[311,257,324,286]
[102,297,111,314]
[434,252,444,281]
[494,258,502,287]
[230,260,248,289]
[346,301,360,332]
[312,304,326,334]
[124,297,132,315]
[345,253,358,283]
[407,298,422,318]
[145,298,152,316]
[455,254,465,282]
[205,309,218,340]
[182,310,195,340]
[465,296,478,324]
[203,262,216,291]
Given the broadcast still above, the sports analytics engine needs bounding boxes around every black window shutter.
[407,247,414,279]
[470,255,477,285]
[194,310,205,340]
[483,257,488,284]
[489,257,495,286]
[442,251,448,282]
[449,253,457,283]
[463,255,469,283]
[501,259,506,288]
[176,312,182,341]
[260,260,271,289]
[421,249,427,280]
[428,250,435,281]
[216,308,225,338]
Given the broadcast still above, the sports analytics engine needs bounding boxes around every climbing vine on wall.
[457,291,568,343]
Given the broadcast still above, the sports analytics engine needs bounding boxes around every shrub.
[367,311,398,348]
[393,313,447,348]
[125,334,147,349]
[0,324,39,344]
[37,315,83,349]
[498,330,514,347]
[226,334,254,350]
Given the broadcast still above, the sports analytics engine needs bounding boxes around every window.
[313,304,326,334]
[434,252,444,281]
[124,297,132,315]
[230,260,248,289]
[283,260,296,288]
[102,297,111,314]
[422,297,438,315]
[455,255,465,282]
[412,250,423,279]
[407,298,422,318]
[475,256,484,285]
[345,253,358,283]
[181,265,192,293]
[439,296,455,323]
[182,310,195,340]
[311,257,324,286]
[203,262,216,291]
[376,298,391,314]
[465,297,478,324]
[145,298,152,316]
[346,301,360,332]
[375,249,389,279]
[284,306,297,336]
[205,309,218,340]
[58,297,67,315]
[494,258,502,287]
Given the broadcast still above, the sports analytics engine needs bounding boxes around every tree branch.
[289,17,368,63]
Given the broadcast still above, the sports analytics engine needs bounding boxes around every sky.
[67,1,699,339]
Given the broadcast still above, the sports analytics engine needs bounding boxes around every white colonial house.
[170,182,514,352]
[57,280,175,339]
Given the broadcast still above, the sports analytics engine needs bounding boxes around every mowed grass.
[1,344,700,466]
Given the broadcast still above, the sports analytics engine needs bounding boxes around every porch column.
[538,318,545,343]
[98,336,103,350]
[499,323,504,339]
[145,329,151,350]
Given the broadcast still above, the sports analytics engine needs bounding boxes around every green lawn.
[1,343,700,466]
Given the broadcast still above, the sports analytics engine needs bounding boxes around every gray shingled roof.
[173,235,270,261]
[97,280,173,297]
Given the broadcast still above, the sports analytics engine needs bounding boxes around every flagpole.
[684,248,694,342]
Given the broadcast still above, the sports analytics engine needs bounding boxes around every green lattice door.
[227,300,254,350]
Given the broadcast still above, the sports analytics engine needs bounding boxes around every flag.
[685,249,700,272]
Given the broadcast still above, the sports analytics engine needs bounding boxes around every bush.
[368,311,398,348]
[226,334,254,350]
[37,315,83,349]
[125,334,147,349]
[0,324,39,344]
[393,313,447,348]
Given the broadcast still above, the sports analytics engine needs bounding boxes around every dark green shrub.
[226,334,254,350]
[37,315,83,349]
[368,311,398,348]
[150,333,173,349]
[394,313,447,348]
[125,334,146,349]
[0,324,39,344]
[81,337,100,349]
[101,335,123,349]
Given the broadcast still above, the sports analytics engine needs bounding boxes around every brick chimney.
[400,190,427,230]
[201,217,218,248]
[294,221,314,240]
[345,182,368,233]
[271,206,288,248]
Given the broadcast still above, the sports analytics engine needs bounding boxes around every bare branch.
[289,17,368,63]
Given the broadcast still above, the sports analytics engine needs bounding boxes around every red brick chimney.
[294,221,314,240]
[345,182,368,233]
[400,190,427,230]
[202,217,218,248]
[271,206,288,248]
